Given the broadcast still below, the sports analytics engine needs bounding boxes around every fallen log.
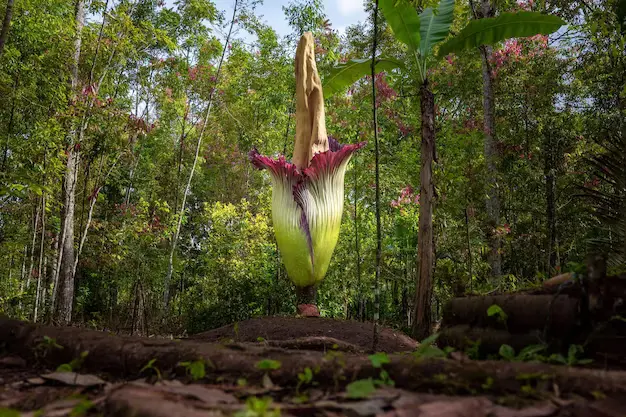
[438,325,546,355]
[441,295,579,337]
[2,317,626,397]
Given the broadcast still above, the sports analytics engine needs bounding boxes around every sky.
[213,0,369,38]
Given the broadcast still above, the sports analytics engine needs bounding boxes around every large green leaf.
[419,0,455,58]
[323,58,405,98]
[379,0,421,53]
[436,11,565,57]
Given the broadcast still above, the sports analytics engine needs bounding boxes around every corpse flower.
[249,33,365,314]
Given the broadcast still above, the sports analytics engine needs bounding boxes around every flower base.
[296,285,319,317]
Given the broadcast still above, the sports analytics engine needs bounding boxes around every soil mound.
[190,317,417,352]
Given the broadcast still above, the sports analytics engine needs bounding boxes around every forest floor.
[1,316,626,417]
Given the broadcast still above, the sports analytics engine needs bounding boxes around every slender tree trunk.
[26,203,41,290]
[0,0,14,56]
[412,80,435,341]
[73,154,120,279]
[49,231,60,321]
[54,0,85,325]
[34,190,46,322]
[164,0,238,308]
[465,206,473,294]
[544,131,557,273]
[2,75,18,172]
[370,0,382,351]
[19,245,26,285]
[478,0,501,282]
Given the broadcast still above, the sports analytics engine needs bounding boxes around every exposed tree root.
[2,317,626,398]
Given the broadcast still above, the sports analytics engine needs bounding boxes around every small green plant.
[344,353,395,399]
[234,396,281,417]
[547,344,593,366]
[413,334,454,359]
[487,304,508,327]
[368,352,394,387]
[140,358,162,380]
[256,359,281,371]
[233,322,240,340]
[324,350,347,392]
[498,343,592,366]
[368,352,390,368]
[498,344,516,361]
[256,359,281,389]
[34,335,63,360]
[499,344,547,362]
[178,359,207,381]
[465,339,481,360]
[346,378,377,399]
[296,366,317,396]
[56,350,89,373]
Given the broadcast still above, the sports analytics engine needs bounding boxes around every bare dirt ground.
[1,316,625,416]
[189,317,418,353]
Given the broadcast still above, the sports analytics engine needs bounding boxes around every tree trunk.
[544,131,557,274]
[2,75,18,172]
[53,0,85,325]
[26,203,41,290]
[0,0,14,56]
[55,145,78,324]
[412,81,435,341]
[34,190,46,322]
[370,0,382,351]
[478,0,501,282]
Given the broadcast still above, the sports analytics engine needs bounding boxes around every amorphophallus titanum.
[249,32,365,315]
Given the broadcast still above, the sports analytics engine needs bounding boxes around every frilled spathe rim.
[248,137,365,287]
[248,137,366,181]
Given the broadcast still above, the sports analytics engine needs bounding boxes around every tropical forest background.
[0,0,624,338]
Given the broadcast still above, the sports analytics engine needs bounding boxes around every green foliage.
[256,359,282,371]
[498,344,516,360]
[548,345,594,366]
[487,304,508,324]
[58,350,89,373]
[296,366,317,395]
[498,343,593,366]
[418,0,455,59]
[379,0,421,52]
[413,333,453,359]
[235,396,281,417]
[140,359,162,380]
[367,352,394,387]
[346,378,377,399]
[0,0,622,349]
[178,359,207,380]
[322,58,405,98]
[35,336,63,361]
[368,352,390,368]
[437,12,565,57]
[0,409,21,417]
